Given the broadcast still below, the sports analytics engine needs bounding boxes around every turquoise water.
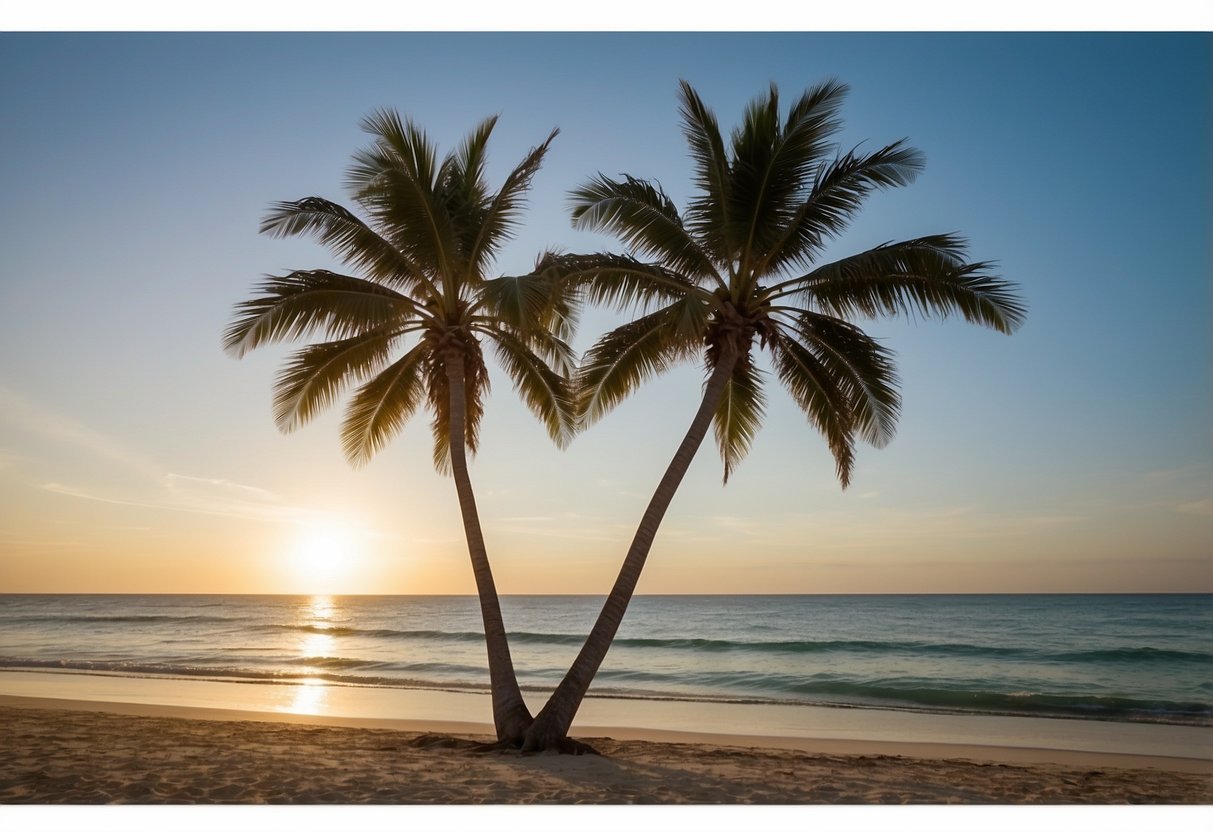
[0,594,1209,725]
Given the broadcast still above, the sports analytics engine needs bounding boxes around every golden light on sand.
[285,677,329,715]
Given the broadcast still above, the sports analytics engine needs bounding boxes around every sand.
[1,697,1210,805]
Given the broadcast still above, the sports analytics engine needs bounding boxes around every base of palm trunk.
[521,733,599,755]
[494,702,535,746]
[518,706,594,753]
[476,735,599,755]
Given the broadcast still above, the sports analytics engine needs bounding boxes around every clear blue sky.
[1,32,1209,593]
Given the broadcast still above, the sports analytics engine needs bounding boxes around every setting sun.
[287,518,362,592]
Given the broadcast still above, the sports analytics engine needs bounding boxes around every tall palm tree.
[520,80,1026,750]
[223,110,578,744]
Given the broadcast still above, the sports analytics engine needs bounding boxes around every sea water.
[0,594,1209,726]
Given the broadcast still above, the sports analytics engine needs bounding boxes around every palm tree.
[520,80,1026,750]
[223,110,578,744]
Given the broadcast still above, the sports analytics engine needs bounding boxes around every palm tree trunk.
[522,343,741,751]
[444,351,533,742]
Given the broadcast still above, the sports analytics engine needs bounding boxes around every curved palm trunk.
[523,344,741,751]
[445,352,533,742]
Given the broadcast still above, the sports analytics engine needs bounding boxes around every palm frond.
[347,109,458,280]
[730,82,781,167]
[569,174,719,280]
[453,115,499,200]
[223,270,419,358]
[466,128,559,276]
[258,197,431,292]
[439,115,498,263]
[474,273,580,372]
[512,323,579,377]
[339,341,429,466]
[732,80,856,281]
[350,109,439,194]
[476,270,572,335]
[578,300,707,426]
[776,235,1027,334]
[770,334,857,488]
[272,327,403,433]
[678,80,733,264]
[789,312,901,448]
[485,328,578,446]
[531,251,709,313]
[712,355,766,483]
[761,141,925,275]
[781,78,849,158]
[729,83,784,270]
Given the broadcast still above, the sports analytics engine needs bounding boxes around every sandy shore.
[1,697,1210,805]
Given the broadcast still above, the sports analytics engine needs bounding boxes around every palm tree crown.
[545,79,1025,485]
[224,110,578,467]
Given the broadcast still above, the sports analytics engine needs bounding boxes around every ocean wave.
[1052,646,1213,664]
[0,657,489,693]
[255,624,1026,655]
[247,625,1213,664]
[13,614,1212,667]
[777,679,1213,725]
[1,614,248,625]
[296,656,386,671]
[4,657,1208,727]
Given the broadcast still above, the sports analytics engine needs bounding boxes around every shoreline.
[3,692,1211,775]
[11,664,1211,730]
[2,669,1211,767]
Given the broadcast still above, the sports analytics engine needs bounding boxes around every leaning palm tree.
[520,80,1026,750]
[223,110,578,744]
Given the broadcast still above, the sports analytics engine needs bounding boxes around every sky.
[0,29,1209,595]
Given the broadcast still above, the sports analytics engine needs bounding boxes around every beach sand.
[1,697,1210,805]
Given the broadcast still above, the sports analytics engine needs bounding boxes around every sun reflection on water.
[302,631,335,662]
[302,595,338,670]
[281,595,341,715]
[309,595,336,623]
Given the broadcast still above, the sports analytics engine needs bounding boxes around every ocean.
[1,593,1210,727]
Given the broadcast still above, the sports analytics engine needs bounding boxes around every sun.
[288,516,361,591]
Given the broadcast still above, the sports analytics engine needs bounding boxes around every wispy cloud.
[0,533,83,549]
[42,482,150,507]
[1144,467,1205,483]
[1177,498,1213,517]
[709,515,763,536]
[1020,514,1083,527]
[41,478,305,524]
[2,383,309,525]
[778,505,982,545]
[493,512,631,543]
[740,504,1093,551]
[0,383,163,480]
[161,474,301,521]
